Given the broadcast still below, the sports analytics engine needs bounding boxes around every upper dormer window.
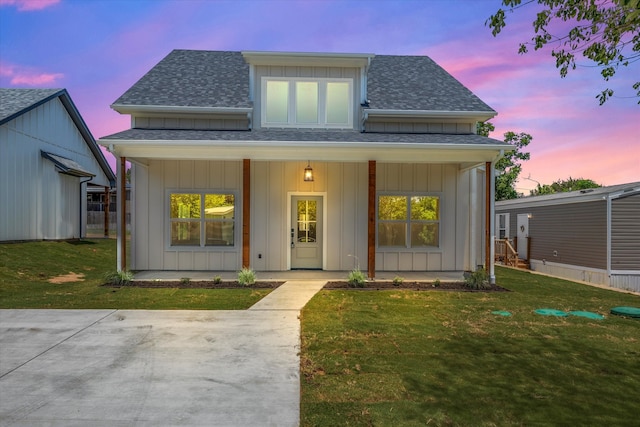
[261,77,353,129]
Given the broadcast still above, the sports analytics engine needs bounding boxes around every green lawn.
[300,267,640,426]
[0,239,269,309]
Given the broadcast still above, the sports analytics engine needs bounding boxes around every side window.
[496,213,509,239]
[170,193,235,247]
[378,194,440,248]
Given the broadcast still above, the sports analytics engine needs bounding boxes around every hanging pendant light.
[303,161,314,182]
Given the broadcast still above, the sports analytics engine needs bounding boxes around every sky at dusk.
[1,0,638,193]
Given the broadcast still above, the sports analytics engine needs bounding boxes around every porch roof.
[100,128,511,165]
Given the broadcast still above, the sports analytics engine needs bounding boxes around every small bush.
[104,270,134,286]
[347,269,366,288]
[433,278,441,288]
[464,268,490,290]
[180,277,191,285]
[392,276,404,286]
[238,268,256,286]
[213,275,222,284]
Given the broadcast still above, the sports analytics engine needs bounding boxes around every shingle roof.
[102,128,506,146]
[113,50,251,108]
[111,50,494,113]
[367,55,494,112]
[0,88,62,124]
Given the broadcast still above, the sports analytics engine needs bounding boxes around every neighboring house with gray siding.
[496,182,640,292]
[0,89,115,241]
[100,50,511,279]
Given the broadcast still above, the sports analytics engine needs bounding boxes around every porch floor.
[133,270,465,282]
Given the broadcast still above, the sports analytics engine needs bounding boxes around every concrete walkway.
[0,281,327,427]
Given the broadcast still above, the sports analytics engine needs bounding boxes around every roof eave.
[364,109,497,122]
[242,51,374,67]
[111,104,253,116]
[99,138,511,163]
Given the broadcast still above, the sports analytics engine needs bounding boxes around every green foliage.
[347,269,366,288]
[478,122,533,201]
[531,177,601,196]
[392,276,404,286]
[464,268,490,290]
[487,0,640,104]
[213,275,222,284]
[237,267,256,286]
[104,269,134,286]
[180,277,191,285]
[433,278,441,287]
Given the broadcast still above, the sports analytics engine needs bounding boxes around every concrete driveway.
[0,281,327,427]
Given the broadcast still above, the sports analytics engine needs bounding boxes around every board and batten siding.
[251,160,368,271]
[134,159,481,272]
[252,64,362,131]
[375,163,479,271]
[0,97,109,241]
[131,159,242,271]
[498,200,607,269]
[132,116,249,131]
[611,193,640,271]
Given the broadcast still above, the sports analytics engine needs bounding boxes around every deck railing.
[495,238,519,267]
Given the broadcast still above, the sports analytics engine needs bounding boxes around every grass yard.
[301,267,640,426]
[0,239,269,309]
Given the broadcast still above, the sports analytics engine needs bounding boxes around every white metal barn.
[0,89,115,241]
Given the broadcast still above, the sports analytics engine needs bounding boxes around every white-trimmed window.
[497,213,509,239]
[262,77,353,128]
[377,194,440,248]
[170,192,235,247]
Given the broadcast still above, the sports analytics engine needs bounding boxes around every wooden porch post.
[103,186,110,238]
[368,160,376,279]
[242,159,251,268]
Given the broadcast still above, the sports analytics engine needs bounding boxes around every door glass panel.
[297,200,317,242]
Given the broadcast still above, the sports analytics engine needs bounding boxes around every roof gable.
[0,88,62,124]
[0,88,115,184]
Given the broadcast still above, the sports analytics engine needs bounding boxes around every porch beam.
[242,159,251,268]
[368,160,376,279]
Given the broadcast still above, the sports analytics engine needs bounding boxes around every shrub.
[180,277,191,285]
[433,278,441,288]
[464,268,490,290]
[392,276,404,286]
[238,268,256,286]
[104,270,134,286]
[213,275,222,284]
[347,269,366,288]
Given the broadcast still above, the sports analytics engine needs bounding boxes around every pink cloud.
[10,72,64,85]
[0,0,59,11]
[0,61,64,86]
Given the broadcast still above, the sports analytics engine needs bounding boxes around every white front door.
[516,213,529,259]
[290,196,323,269]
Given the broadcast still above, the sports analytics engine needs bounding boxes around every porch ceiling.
[99,128,511,164]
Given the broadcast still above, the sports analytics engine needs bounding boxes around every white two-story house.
[100,50,509,280]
